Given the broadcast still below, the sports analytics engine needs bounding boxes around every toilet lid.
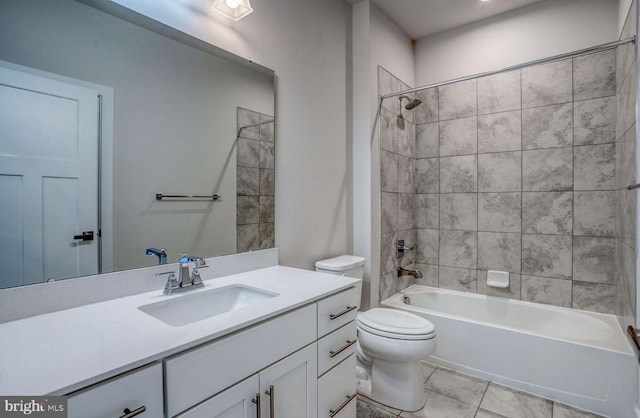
[358,308,435,339]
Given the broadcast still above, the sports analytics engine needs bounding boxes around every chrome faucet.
[398,266,423,279]
[146,248,167,265]
[156,254,209,295]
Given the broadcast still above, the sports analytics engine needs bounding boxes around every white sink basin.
[138,284,279,326]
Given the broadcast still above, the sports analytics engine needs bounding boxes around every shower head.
[399,95,422,110]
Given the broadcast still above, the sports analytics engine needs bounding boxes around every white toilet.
[315,255,437,412]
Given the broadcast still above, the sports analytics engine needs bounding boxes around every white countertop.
[0,265,359,396]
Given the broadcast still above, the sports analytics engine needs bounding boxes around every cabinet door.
[260,344,317,418]
[67,363,163,418]
[176,375,260,418]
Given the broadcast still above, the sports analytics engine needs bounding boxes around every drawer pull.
[329,339,357,358]
[265,385,275,418]
[329,306,357,320]
[120,406,146,418]
[252,393,261,418]
[329,393,356,417]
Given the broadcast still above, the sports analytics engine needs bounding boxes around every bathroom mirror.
[0,0,275,289]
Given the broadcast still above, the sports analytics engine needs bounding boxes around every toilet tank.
[315,255,365,308]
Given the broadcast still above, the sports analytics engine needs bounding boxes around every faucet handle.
[156,271,178,295]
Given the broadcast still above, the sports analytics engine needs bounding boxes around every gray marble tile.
[357,397,399,418]
[573,49,616,101]
[620,186,637,247]
[237,137,260,167]
[259,169,275,196]
[478,232,521,273]
[477,70,521,115]
[552,402,603,418]
[259,119,274,143]
[398,193,414,230]
[574,144,615,191]
[573,191,615,237]
[380,109,397,153]
[415,158,439,194]
[416,122,439,158]
[522,59,572,108]
[398,155,414,194]
[573,237,615,284]
[477,271,522,299]
[380,232,399,276]
[402,390,477,418]
[439,116,477,157]
[572,281,615,314]
[521,275,572,307]
[480,383,552,418]
[381,150,399,193]
[425,368,488,407]
[415,194,439,229]
[439,231,477,269]
[439,79,477,120]
[522,147,572,191]
[381,192,398,234]
[237,196,259,224]
[417,229,439,265]
[379,66,400,115]
[474,410,505,418]
[236,224,259,252]
[438,266,478,293]
[478,111,521,153]
[398,120,415,158]
[478,152,521,192]
[440,194,477,230]
[237,107,260,139]
[259,196,274,223]
[440,155,477,193]
[522,192,572,235]
[478,193,521,233]
[260,141,276,170]
[259,222,275,249]
[379,272,398,302]
[420,361,438,385]
[621,127,637,191]
[414,264,439,287]
[616,62,637,137]
[573,97,615,146]
[522,234,572,279]
[522,103,573,150]
[415,88,439,124]
[237,166,259,196]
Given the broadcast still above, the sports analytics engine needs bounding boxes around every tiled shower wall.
[236,107,275,252]
[615,1,637,327]
[380,42,635,314]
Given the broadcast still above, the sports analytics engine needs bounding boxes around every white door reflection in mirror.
[0,66,99,288]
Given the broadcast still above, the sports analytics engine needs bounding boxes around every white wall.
[415,0,619,85]
[351,1,414,307]
[91,0,352,270]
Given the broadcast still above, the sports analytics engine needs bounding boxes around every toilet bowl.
[314,255,436,412]
[356,308,436,412]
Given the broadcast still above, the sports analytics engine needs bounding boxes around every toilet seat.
[358,308,435,340]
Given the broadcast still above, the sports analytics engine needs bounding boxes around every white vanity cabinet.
[316,288,358,418]
[67,363,163,418]
[177,344,317,418]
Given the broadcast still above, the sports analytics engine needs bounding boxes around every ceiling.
[366,0,548,40]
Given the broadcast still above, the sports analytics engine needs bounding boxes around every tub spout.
[398,267,423,279]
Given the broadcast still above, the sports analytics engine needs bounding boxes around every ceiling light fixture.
[212,0,253,21]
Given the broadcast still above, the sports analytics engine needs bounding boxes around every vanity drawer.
[318,354,357,418]
[67,363,163,418]
[317,321,357,376]
[317,287,358,337]
[165,304,316,417]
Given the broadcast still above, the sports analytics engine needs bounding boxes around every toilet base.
[356,356,426,412]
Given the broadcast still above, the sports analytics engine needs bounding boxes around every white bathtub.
[382,285,637,418]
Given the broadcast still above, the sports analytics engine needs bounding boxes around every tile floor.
[356,362,603,418]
